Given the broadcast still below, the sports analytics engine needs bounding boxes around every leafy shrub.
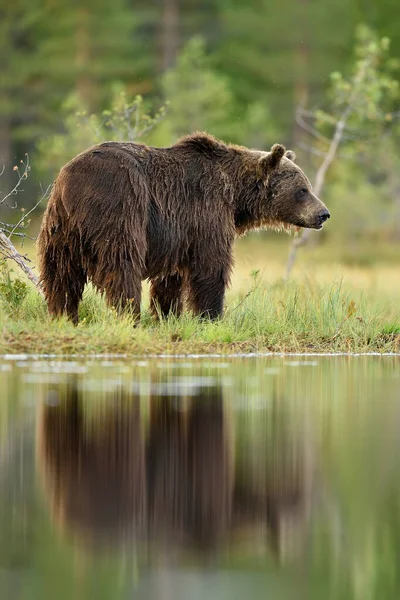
[0,261,29,312]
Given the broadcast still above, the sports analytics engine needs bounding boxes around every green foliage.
[316,25,399,140]
[324,158,398,241]
[301,25,400,242]
[0,261,29,313]
[160,36,279,146]
[161,36,235,141]
[1,1,398,247]
[0,272,399,355]
[382,323,400,335]
[36,37,280,180]
[2,0,400,154]
[36,89,167,175]
[0,0,142,145]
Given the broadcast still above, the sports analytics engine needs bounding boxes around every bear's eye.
[297,188,308,200]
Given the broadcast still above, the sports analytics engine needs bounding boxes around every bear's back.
[61,141,152,175]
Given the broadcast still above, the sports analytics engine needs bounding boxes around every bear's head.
[256,144,330,231]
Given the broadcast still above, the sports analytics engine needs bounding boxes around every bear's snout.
[316,209,330,228]
[304,193,331,230]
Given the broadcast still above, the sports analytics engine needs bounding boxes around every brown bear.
[37,133,330,323]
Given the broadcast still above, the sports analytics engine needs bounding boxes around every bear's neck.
[217,151,278,235]
[232,171,270,236]
[234,206,264,235]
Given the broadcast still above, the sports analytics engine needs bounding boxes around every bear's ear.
[285,149,296,162]
[257,144,286,179]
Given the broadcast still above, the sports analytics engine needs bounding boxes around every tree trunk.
[292,0,310,154]
[75,8,93,110]
[159,0,180,71]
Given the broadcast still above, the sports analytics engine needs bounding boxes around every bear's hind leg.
[64,267,87,325]
[188,269,228,320]
[39,230,86,324]
[150,272,185,318]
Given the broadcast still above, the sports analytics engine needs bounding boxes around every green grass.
[1,237,399,355]
[1,274,399,355]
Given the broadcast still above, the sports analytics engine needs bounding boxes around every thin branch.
[137,107,168,139]
[296,106,319,118]
[125,103,135,141]
[1,155,30,207]
[285,59,370,280]
[134,102,140,140]
[0,159,46,294]
[8,184,51,239]
[297,143,328,158]
[0,229,36,240]
[296,110,332,145]
[0,230,43,294]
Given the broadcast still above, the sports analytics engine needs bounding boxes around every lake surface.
[0,355,399,600]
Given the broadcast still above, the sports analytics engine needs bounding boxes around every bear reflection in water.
[37,383,313,560]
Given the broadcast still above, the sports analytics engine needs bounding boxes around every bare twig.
[297,143,328,158]
[1,155,30,208]
[296,109,331,145]
[0,159,45,295]
[137,108,168,139]
[0,230,43,293]
[296,107,318,119]
[8,184,51,239]
[134,102,140,139]
[297,142,359,161]
[285,59,369,281]
[125,103,135,141]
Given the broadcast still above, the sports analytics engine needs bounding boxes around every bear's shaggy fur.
[38,133,330,322]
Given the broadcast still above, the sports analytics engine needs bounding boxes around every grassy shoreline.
[2,239,399,356]
[1,279,399,356]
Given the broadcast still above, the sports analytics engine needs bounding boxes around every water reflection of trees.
[37,380,313,560]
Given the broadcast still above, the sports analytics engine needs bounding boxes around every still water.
[0,355,399,600]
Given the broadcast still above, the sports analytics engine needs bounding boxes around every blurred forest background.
[1,0,400,259]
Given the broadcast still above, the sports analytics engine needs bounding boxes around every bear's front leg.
[150,272,185,318]
[188,269,228,320]
[104,271,142,321]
